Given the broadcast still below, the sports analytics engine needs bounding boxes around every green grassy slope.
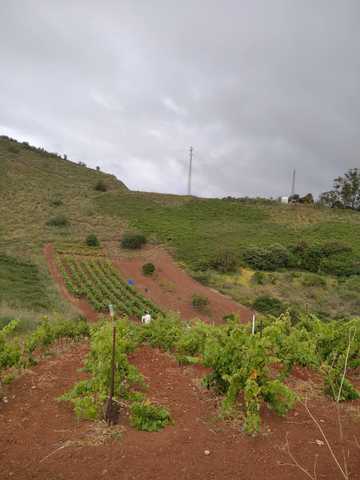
[1,135,360,319]
[0,136,127,256]
[96,192,360,268]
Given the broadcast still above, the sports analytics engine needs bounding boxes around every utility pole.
[291,168,296,196]
[187,146,193,196]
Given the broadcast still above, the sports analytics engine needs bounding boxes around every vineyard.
[56,254,163,319]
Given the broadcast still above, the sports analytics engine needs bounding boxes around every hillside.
[1,136,360,480]
[1,135,360,319]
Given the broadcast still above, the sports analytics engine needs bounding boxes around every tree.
[320,169,360,210]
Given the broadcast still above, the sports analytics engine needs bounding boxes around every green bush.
[121,233,147,250]
[192,294,209,310]
[301,273,326,287]
[210,251,237,273]
[320,254,360,277]
[94,180,107,192]
[142,263,155,276]
[243,244,290,271]
[130,401,171,431]
[252,271,265,285]
[86,234,100,247]
[46,215,69,227]
[253,295,285,316]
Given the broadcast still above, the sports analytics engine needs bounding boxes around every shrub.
[301,273,326,287]
[86,234,100,247]
[130,401,171,431]
[94,180,107,192]
[210,251,237,273]
[253,295,285,316]
[192,294,209,310]
[49,198,63,207]
[46,215,69,227]
[121,233,147,250]
[142,263,155,276]
[252,271,265,285]
[320,254,360,277]
[243,244,290,271]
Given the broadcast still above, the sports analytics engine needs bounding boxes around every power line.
[187,146,193,195]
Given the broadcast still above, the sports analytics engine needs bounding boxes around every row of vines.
[63,313,360,434]
[56,254,163,319]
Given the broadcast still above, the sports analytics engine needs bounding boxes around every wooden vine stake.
[104,304,119,425]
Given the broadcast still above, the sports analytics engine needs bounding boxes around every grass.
[0,255,52,310]
[200,269,360,320]
[1,135,360,319]
[96,193,360,269]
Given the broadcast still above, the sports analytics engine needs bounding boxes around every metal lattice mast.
[187,146,193,196]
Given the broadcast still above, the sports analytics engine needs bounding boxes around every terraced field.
[56,253,163,319]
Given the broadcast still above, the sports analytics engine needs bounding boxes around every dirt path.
[43,243,99,321]
[110,246,253,324]
[1,344,359,480]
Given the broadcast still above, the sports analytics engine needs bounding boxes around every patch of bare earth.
[1,343,359,480]
[109,244,254,324]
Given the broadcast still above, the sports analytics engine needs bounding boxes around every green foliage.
[210,251,238,273]
[86,234,100,247]
[46,214,69,227]
[57,255,163,318]
[142,262,155,276]
[320,168,360,210]
[0,318,89,375]
[301,273,326,287]
[140,315,183,351]
[121,233,147,250]
[175,321,210,356]
[130,401,171,431]
[243,244,290,271]
[253,295,285,316]
[289,241,357,276]
[191,294,209,310]
[0,255,51,311]
[0,320,21,369]
[262,379,296,415]
[252,271,266,285]
[59,319,145,420]
[95,179,108,192]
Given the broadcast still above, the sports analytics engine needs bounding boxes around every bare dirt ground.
[109,244,254,324]
[1,342,359,480]
[3,243,356,479]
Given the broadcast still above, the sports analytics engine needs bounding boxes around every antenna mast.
[291,169,296,196]
[187,146,193,196]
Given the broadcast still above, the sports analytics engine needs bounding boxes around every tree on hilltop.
[320,168,360,209]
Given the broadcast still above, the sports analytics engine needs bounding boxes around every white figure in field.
[141,312,152,325]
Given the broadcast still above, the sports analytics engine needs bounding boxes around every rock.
[204,450,211,456]
[315,439,324,446]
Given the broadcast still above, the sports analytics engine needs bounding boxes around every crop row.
[57,255,163,319]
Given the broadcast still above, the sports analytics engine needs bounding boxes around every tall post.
[291,169,296,196]
[187,146,193,196]
[252,313,256,335]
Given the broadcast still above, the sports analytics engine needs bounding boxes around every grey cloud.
[1,0,359,198]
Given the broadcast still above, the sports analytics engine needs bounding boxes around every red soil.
[43,243,99,321]
[1,343,359,480]
[9,243,355,479]
[111,246,254,324]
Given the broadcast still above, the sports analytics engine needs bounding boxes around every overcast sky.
[1,1,359,198]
